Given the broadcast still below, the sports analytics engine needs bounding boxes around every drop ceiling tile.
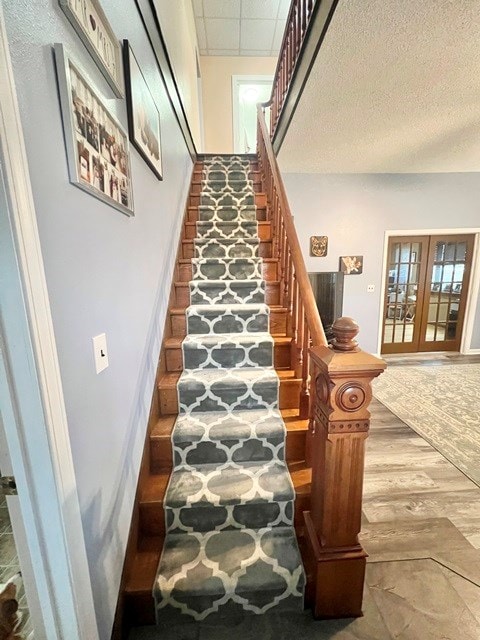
[203,0,241,18]
[241,0,280,20]
[195,18,207,49]
[208,49,240,56]
[272,19,286,51]
[192,0,203,17]
[277,0,291,19]
[205,18,240,49]
[240,19,276,51]
[241,50,275,57]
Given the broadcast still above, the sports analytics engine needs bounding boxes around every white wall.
[282,172,480,354]
[3,2,193,638]
[154,0,203,150]
[201,56,277,153]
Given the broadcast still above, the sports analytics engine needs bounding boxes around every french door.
[381,234,475,354]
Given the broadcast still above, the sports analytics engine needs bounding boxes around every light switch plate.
[367,284,375,292]
[92,333,109,374]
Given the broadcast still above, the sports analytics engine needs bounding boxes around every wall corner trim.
[0,6,99,639]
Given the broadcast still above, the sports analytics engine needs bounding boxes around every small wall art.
[310,236,328,257]
[54,43,134,216]
[58,0,123,97]
[340,255,363,275]
[123,40,163,180]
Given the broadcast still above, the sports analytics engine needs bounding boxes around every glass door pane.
[419,235,473,352]
[382,237,428,353]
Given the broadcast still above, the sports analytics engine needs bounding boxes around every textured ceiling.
[278,0,480,173]
[192,0,290,56]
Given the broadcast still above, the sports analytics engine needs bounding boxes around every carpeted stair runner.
[153,156,305,625]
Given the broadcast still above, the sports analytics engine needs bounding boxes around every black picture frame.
[123,40,163,180]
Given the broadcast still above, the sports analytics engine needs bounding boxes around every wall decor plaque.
[310,236,328,257]
[339,256,363,275]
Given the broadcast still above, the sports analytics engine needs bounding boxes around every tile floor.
[0,494,34,638]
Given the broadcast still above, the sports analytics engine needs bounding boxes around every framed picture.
[54,43,134,216]
[310,236,328,257]
[58,0,123,97]
[339,256,363,275]
[123,40,163,180]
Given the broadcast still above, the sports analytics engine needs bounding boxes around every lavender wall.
[4,2,193,636]
[282,172,480,354]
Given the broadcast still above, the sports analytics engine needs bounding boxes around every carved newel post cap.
[331,317,360,352]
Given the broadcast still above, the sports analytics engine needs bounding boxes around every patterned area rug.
[373,364,480,486]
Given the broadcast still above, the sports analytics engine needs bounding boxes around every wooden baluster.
[290,273,298,369]
[295,302,304,379]
[299,315,310,418]
[286,249,295,336]
[301,0,307,34]
[304,318,386,618]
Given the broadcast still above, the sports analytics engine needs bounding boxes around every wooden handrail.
[257,104,326,418]
[269,0,318,138]
[257,105,387,621]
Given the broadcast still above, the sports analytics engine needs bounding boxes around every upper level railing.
[270,0,318,138]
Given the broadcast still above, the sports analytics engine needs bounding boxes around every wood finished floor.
[130,355,480,639]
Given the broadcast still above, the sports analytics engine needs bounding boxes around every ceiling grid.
[192,0,290,56]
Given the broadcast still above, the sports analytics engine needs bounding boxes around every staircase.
[154,155,305,625]
[120,155,311,635]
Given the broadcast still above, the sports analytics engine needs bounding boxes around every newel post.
[304,317,386,618]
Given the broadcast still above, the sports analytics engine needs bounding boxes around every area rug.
[373,364,480,487]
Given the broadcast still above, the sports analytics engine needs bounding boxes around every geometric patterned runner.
[153,155,305,623]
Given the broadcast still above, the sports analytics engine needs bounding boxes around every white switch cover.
[92,333,109,374]
[367,284,375,293]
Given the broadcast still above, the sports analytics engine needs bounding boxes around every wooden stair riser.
[158,376,301,416]
[150,423,307,474]
[186,205,267,223]
[164,338,292,373]
[188,192,267,208]
[183,221,271,240]
[169,307,288,338]
[173,281,280,307]
[176,258,278,282]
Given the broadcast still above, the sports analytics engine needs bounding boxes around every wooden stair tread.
[151,415,176,438]
[281,408,309,431]
[164,335,292,348]
[150,409,306,442]
[288,460,312,496]
[174,279,281,286]
[125,549,160,594]
[177,257,278,264]
[140,473,170,503]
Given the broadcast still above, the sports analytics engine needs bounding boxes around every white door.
[232,75,273,153]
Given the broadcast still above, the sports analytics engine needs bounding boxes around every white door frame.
[0,6,98,639]
[231,74,273,154]
[377,228,480,356]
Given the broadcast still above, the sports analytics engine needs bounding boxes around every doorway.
[381,234,475,354]
[232,75,273,153]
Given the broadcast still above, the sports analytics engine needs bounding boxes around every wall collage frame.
[56,0,164,217]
